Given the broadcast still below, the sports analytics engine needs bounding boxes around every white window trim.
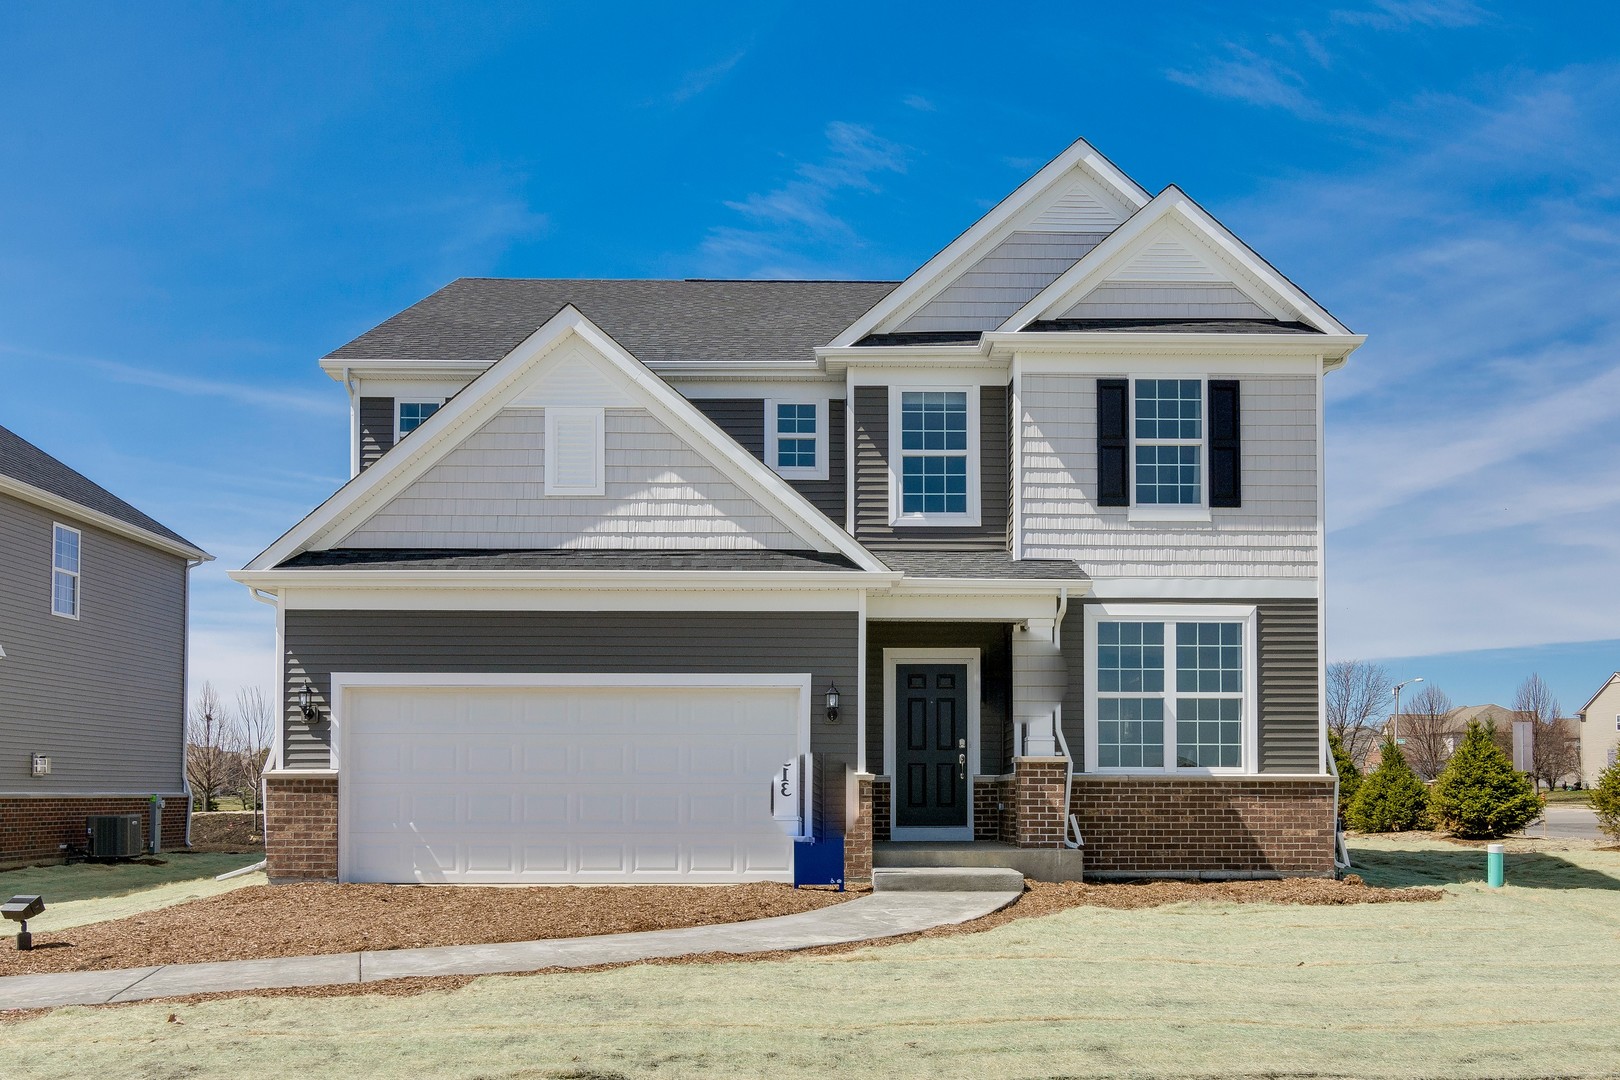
[395,399,446,439]
[1126,377,1211,524]
[1082,602,1258,776]
[764,397,829,481]
[881,647,980,842]
[543,405,606,497]
[887,385,981,527]
[51,522,81,620]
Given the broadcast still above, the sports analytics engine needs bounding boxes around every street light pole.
[1391,677,1423,745]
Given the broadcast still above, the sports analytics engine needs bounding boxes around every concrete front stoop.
[871,866,1027,893]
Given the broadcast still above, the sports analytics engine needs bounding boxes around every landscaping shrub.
[1591,757,1620,841]
[1346,739,1431,832]
[1329,731,1362,819]
[1428,720,1542,839]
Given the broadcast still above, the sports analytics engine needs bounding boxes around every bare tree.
[1516,673,1576,791]
[1328,660,1392,768]
[1401,683,1455,781]
[234,686,275,835]
[186,682,235,813]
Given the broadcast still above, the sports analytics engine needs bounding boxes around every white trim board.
[882,648,981,843]
[0,474,211,562]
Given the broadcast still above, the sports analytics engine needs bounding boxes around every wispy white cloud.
[1333,0,1488,30]
[697,122,908,278]
[665,48,750,105]
[1167,46,1316,117]
[902,94,936,112]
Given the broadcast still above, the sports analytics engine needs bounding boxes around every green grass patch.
[1541,788,1593,805]
[0,852,263,906]
[2,840,1617,1078]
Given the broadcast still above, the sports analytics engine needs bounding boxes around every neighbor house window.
[51,523,80,619]
[764,400,828,480]
[891,389,978,524]
[1086,604,1255,773]
[397,400,442,436]
[1134,379,1202,505]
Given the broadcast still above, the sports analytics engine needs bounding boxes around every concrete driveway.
[1518,804,1607,841]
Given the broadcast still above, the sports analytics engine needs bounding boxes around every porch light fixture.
[825,683,842,724]
[298,683,319,722]
[3,894,44,952]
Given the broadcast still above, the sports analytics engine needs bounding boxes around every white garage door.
[339,679,804,884]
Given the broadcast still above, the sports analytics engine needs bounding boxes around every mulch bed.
[0,881,855,977]
[0,872,1435,988]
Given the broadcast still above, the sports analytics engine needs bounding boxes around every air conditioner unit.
[87,814,143,859]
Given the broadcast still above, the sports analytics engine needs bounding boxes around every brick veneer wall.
[264,774,339,882]
[846,774,874,883]
[1071,776,1336,877]
[871,776,891,843]
[1015,758,1069,848]
[1,796,189,866]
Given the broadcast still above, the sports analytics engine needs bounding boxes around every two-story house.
[1,424,210,865]
[234,139,1362,885]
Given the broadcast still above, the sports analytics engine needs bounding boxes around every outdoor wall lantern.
[298,683,319,722]
[825,683,841,724]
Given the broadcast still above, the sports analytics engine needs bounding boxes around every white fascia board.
[991,337,1362,367]
[319,358,492,383]
[889,576,1092,595]
[867,591,1067,622]
[645,360,827,380]
[999,188,1353,337]
[1085,577,1318,599]
[826,139,1150,348]
[262,582,879,613]
[820,348,1003,377]
[1576,674,1620,719]
[247,306,890,575]
[232,568,898,590]
[0,475,212,562]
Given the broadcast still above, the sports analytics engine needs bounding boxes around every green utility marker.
[1487,843,1505,888]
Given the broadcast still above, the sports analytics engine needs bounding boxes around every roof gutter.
[231,568,905,590]
[0,475,212,562]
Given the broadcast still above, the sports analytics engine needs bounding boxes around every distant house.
[0,424,211,866]
[1576,673,1620,783]
[1374,703,1580,787]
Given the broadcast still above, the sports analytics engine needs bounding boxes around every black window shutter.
[1097,378,1129,507]
[1209,380,1241,508]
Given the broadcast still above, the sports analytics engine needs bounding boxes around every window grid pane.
[900,391,969,514]
[1133,379,1202,505]
[1097,617,1246,772]
[1136,445,1201,505]
[774,403,818,469]
[52,571,77,616]
[1135,379,1202,440]
[399,401,440,434]
[53,528,79,574]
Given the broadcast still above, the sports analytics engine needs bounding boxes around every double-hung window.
[1097,378,1241,515]
[51,523,80,619]
[1085,604,1255,773]
[891,388,979,524]
[765,400,828,480]
[396,400,442,437]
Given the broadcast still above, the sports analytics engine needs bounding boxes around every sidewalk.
[0,888,1018,1011]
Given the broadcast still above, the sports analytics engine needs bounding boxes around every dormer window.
[889,388,980,526]
[765,399,829,480]
[397,400,442,437]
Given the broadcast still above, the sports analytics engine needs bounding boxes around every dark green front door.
[894,664,968,829]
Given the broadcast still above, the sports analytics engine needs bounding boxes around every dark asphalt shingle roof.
[278,549,863,572]
[0,424,201,551]
[1026,318,1322,334]
[875,550,1090,581]
[326,279,901,365]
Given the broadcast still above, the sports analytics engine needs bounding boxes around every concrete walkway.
[1519,805,1605,842]
[0,888,1019,1011]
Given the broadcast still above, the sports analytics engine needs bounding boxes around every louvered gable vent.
[545,406,605,496]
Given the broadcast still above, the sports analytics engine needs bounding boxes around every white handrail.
[1325,747,1352,871]
[1051,709,1082,850]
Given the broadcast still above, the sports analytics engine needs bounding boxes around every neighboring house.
[234,138,1364,885]
[1377,704,1580,786]
[0,424,211,865]
[1576,673,1620,783]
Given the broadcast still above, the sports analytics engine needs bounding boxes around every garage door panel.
[342,682,803,883]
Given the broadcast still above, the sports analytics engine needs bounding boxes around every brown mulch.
[0,873,1436,996]
[185,812,264,853]
[0,881,856,978]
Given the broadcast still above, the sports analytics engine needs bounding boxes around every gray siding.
[863,621,1012,776]
[359,397,394,471]
[0,493,188,793]
[1061,282,1271,320]
[283,610,859,814]
[693,398,847,526]
[1257,599,1321,773]
[1065,598,1319,774]
[896,231,1108,332]
[852,385,1009,551]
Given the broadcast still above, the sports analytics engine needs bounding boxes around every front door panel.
[894,664,969,829]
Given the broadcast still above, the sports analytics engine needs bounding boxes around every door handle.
[958,752,966,780]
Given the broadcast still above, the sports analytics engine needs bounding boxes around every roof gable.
[1000,187,1352,335]
[247,307,887,573]
[1578,673,1620,718]
[827,139,1150,346]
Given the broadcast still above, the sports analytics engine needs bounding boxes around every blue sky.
[2,1,1616,717]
